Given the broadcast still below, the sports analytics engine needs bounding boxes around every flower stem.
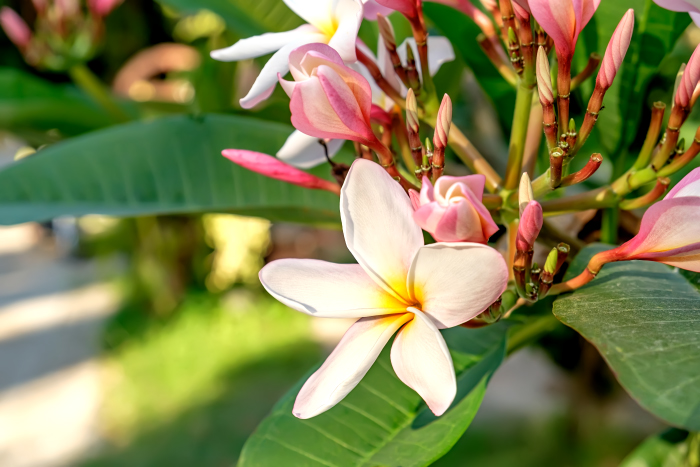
[69,64,130,123]
[505,82,535,189]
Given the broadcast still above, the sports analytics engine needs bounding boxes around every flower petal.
[362,0,394,19]
[397,37,456,78]
[653,0,700,13]
[284,0,336,35]
[665,167,700,199]
[390,309,456,416]
[293,313,412,418]
[341,159,424,301]
[328,0,364,62]
[276,130,345,169]
[408,243,508,328]
[260,259,407,318]
[210,25,317,62]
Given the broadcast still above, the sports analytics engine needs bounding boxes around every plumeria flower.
[210,0,364,109]
[277,36,454,169]
[260,159,509,418]
[653,0,700,26]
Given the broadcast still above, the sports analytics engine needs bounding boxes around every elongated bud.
[516,200,543,251]
[376,13,397,50]
[406,88,419,133]
[0,7,31,50]
[597,9,634,90]
[434,94,452,150]
[519,172,534,216]
[676,43,700,108]
[544,248,559,274]
[536,47,554,106]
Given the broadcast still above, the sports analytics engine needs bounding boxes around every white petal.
[397,36,456,80]
[260,259,407,318]
[210,25,316,62]
[341,159,424,301]
[293,313,412,418]
[328,0,364,62]
[665,167,700,199]
[408,243,508,329]
[239,32,326,109]
[276,131,346,169]
[390,309,456,416]
[284,0,336,35]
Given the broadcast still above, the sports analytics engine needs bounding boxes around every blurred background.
[0,0,698,465]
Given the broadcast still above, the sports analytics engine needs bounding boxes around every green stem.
[600,208,619,244]
[69,64,130,123]
[504,82,535,190]
[506,314,560,355]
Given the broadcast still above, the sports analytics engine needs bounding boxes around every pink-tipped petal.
[530,0,600,61]
[294,313,413,418]
[676,43,700,108]
[222,149,339,193]
[370,104,393,126]
[597,9,634,90]
[407,243,509,328]
[0,7,31,49]
[516,200,543,251]
[409,189,422,210]
[276,131,345,169]
[665,167,700,199]
[390,310,456,416]
[513,0,531,13]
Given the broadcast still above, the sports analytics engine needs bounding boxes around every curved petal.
[363,0,394,19]
[294,313,412,418]
[691,10,700,27]
[284,0,336,35]
[434,174,485,202]
[653,0,700,13]
[276,131,345,169]
[328,0,364,62]
[529,0,576,58]
[210,25,318,62]
[390,309,456,416]
[260,259,407,318]
[575,0,601,36]
[341,159,424,301]
[665,167,700,199]
[396,37,456,79]
[407,243,509,328]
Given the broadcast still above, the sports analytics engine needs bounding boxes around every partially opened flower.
[604,168,700,272]
[210,0,363,109]
[260,159,508,418]
[653,0,700,26]
[409,175,499,243]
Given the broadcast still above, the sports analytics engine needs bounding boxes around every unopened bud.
[434,94,452,150]
[519,172,534,216]
[544,248,559,274]
[536,47,553,106]
[677,43,700,108]
[516,200,543,251]
[677,138,686,154]
[376,14,397,50]
[406,88,419,133]
[0,7,31,50]
[508,26,518,45]
[568,118,576,134]
[424,137,433,155]
[597,9,634,90]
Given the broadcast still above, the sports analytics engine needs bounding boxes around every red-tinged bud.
[0,7,31,50]
[597,10,634,90]
[375,0,419,20]
[433,94,452,150]
[406,88,420,133]
[536,46,554,106]
[676,43,700,108]
[376,13,397,50]
[516,200,543,251]
[222,149,341,195]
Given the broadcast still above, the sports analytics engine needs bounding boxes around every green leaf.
[239,324,508,467]
[619,429,689,467]
[0,114,342,226]
[553,244,700,431]
[157,0,302,36]
[0,68,115,138]
[580,1,690,154]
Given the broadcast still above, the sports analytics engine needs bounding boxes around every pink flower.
[0,7,31,50]
[260,159,508,418]
[516,201,543,251]
[409,175,499,243]
[279,43,379,147]
[597,9,634,90]
[88,0,124,16]
[222,149,340,195]
[529,0,600,63]
[610,168,700,272]
[653,0,700,27]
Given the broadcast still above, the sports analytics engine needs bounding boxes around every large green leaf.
[553,245,700,431]
[581,1,690,154]
[157,0,302,36]
[239,324,508,467]
[620,429,690,467]
[0,114,342,225]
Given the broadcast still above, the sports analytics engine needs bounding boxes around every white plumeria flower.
[276,36,455,169]
[260,159,508,419]
[210,0,365,109]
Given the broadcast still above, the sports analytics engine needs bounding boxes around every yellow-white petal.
[407,243,508,328]
[328,0,364,62]
[341,159,424,302]
[390,309,456,416]
[294,313,412,418]
[260,259,407,318]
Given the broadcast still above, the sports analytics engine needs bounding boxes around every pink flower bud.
[433,94,452,150]
[222,149,341,195]
[536,46,554,106]
[410,175,499,243]
[596,10,634,90]
[529,0,600,64]
[516,200,543,251]
[88,0,124,17]
[279,44,378,148]
[610,167,700,272]
[0,7,31,50]
[676,43,700,108]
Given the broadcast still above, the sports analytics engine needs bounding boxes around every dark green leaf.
[619,429,689,467]
[239,324,508,467]
[0,114,342,225]
[553,244,700,431]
